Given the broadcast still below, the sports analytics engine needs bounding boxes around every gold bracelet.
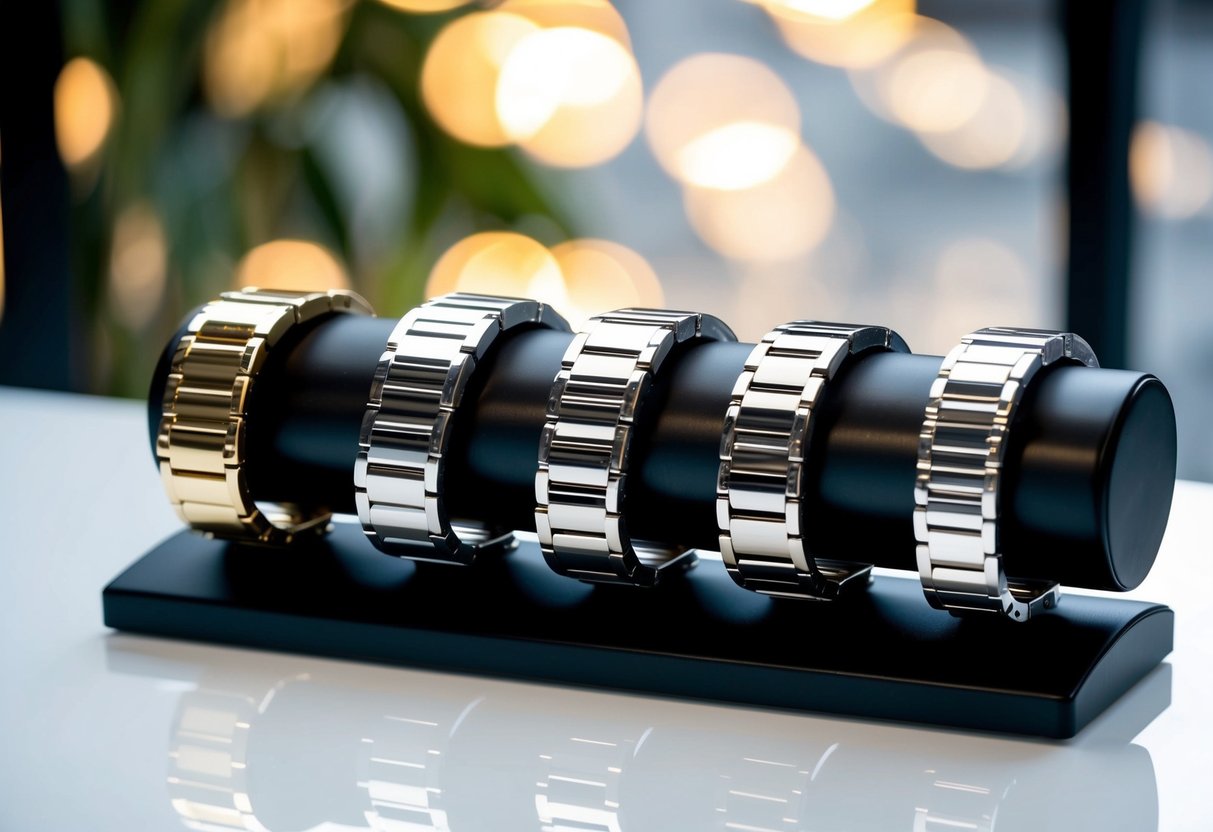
[156,287,372,544]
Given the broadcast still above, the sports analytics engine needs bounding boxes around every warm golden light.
[496,27,643,167]
[550,239,663,327]
[421,12,541,147]
[108,202,168,330]
[54,57,117,168]
[376,0,469,13]
[677,122,801,191]
[426,232,566,303]
[497,0,631,47]
[236,240,351,292]
[766,0,916,70]
[762,0,879,21]
[885,49,988,133]
[682,145,835,262]
[1131,121,1213,220]
[918,71,1026,170]
[203,0,349,118]
[849,16,989,134]
[646,54,800,190]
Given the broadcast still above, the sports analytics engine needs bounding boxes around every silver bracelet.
[357,293,569,564]
[718,322,909,599]
[536,308,736,586]
[915,327,1098,621]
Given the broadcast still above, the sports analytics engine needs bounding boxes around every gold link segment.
[157,288,373,545]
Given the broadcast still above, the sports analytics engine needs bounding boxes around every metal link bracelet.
[536,308,736,586]
[356,292,569,564]
[718,322,909,600]
[157,287,372,545]
[915,327,1099,621]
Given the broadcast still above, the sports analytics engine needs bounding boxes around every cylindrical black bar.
[149,313,1177,592]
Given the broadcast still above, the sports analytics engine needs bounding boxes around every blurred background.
[0,0,1210,478]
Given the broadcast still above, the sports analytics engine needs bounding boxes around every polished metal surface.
[356,293,569,564]
[915,327,1099,621]
[156,287,372,545]
[717,322,908,600]
[535,308,735,586]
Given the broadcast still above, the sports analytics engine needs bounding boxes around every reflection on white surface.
[101,637,1166,832]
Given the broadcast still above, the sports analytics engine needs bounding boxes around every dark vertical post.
[0,1,77,389]
[1061,0,1147,369]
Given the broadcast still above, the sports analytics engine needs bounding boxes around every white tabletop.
[1,386,1210,831]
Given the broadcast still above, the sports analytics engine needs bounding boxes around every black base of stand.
[102,524,1173,739]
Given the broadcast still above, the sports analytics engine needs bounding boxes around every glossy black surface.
[103,525,1173,738]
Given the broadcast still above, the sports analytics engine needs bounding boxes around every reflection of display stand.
[103,523,1173,739]
[105,636,1169,831]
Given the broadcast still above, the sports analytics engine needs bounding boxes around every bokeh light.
[676,123,801,192]
[761,1,880,21]
[886,51,987,134]
[235,240,351,292]
[682,145,835,262]
[54,57,117,169]
[496,27,643,167]
[849,17,989,135]
[728,270,844,343]
[425,232,566,303]
[1002,73,1067,171]
[765,0,917,70]
[421,12,541,147]
[1131,121,1213,220]
[646,54,800,190]
[376,0,469,13]
[497,0,631,46]
[924,237,1035,352]
[550,239,663,327]
[917,70,1026,170]
[203,0,349,118]
[420,5,642,165]
[108,203,168,331]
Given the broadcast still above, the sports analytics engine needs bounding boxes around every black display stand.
[114,311,1179,739]
[103,523,1173,739]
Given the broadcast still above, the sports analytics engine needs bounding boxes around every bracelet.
[915,327,1098,621]
[536,308,735,586]
[157,288,372,545]
[357,293,570,564]
[718,322,909,599]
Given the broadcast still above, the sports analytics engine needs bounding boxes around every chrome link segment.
[536,308,736,586]
[916,327,1098,621]
[357,293,569,565]
[718,322,909,600]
